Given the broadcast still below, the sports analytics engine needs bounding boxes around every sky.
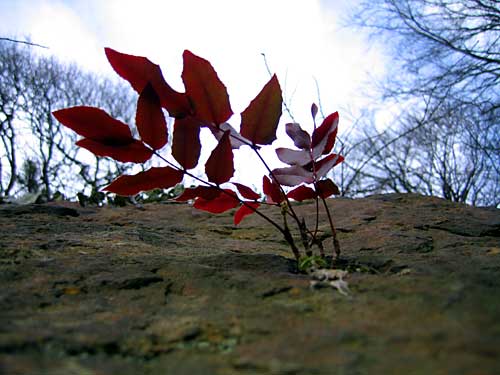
[0,0,386,189]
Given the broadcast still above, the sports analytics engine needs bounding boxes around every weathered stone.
[0,203,79,217]
[0,193,499,374]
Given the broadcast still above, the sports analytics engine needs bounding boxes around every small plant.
[53,48,344,269]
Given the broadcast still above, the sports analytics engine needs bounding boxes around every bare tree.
[345,0,500,206]
[0,42,32,196]
[0,40,137,200]
[349,102,499,205]
[352,0,500,109]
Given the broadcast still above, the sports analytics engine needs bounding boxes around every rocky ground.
[0,193,499,375]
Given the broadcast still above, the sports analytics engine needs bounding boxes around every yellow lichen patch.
[486,247,500,255]
[62,286,81,295]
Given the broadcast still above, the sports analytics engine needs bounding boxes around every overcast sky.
[0,0,386,187]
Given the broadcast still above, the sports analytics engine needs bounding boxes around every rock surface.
[0,193,499,374]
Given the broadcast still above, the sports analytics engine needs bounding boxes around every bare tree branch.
[342,0,500,206]
[0,41,137,200]
[0,37,48,49]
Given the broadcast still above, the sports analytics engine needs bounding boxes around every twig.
[260,53,296,122]
[0,37,49,49]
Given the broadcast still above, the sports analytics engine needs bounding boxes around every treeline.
[0,40,138,201]
[337,0,499,207]
[2,2,499,209]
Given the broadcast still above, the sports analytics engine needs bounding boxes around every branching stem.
[320,196,340,263]
[153,150,302,261]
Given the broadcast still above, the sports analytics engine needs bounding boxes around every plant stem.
[280,203,301,261]
[249,144,306,231]
[299,218,312,256]
[313,195,320,241]
[208,123,305,237]
[320,196,341,263]
[153,150,301,261]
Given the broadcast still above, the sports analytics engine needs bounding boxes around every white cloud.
[0,0,386,188]
[1,1,105,71]
[1,0,384,117]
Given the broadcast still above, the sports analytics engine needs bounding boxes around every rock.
[0,203,79,217]
[0,193,499,374]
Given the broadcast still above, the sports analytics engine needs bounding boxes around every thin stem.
[222,188,301,262]
[280,202,301,261]
[250,144,305,231]
[152,150,301,260]
[285,208,323,258]
[300,218,312,256]
[320,196,341,264]
[314,196,320,237]
[205,125,304,235]
[313,195,321,256]
[260,53,296,123]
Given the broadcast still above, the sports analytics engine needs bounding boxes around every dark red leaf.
[172,117,201,169]
[232,183,260,200]
[193,189,239,213]
[311,103,318,120]
[205,131,234,185]
[315,178,340,198]
[315,154,344,179]
[175,186,220,201]
[234,202,260,225]
[240,74,282,145]
[182,50,233,125]
[287,185,317,201]
[105,48,190,117]
[323,127,338,156]
[276,147,311,166]
[53,106,132,142]
[210,122,250,149]
[104,166,183,196]
[136,83,167,150]
[272,165,313,187]
[263,175,284,204]
[76,138,152,163]
[311,112,339,158]
[285,123,311,149]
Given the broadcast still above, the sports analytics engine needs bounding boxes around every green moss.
[298,255,327,272]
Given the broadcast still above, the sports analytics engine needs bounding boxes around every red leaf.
[193,189,239,213]
[172,117,201,169]
[76,138,152,163]
[263,175,284,204]
[104,166,183,196]
[287,185,317,201]
[210,122,250,149]
[232,183,260,200]
[315,178,340,198]
[105,48,190,117]
[234,202,260,225]
[311,103,319,120]
[315,154,344,179]
[205,131,234,185]
[276,147,311,166]
[285,123,311,149]
[53,106,132,142]
[182,50,233,125]
[311,112,339,158]
[272,165,313,187]
[323,127,338,156]
[136,83,167,150]
[175,186,220,201]
[240,74,282,145]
